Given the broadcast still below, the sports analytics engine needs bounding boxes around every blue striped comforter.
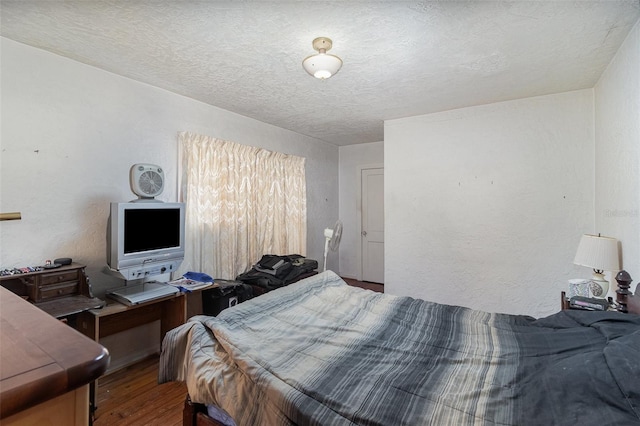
[159,271,640,425]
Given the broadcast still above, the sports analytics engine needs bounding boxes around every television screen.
[124,208,181,254]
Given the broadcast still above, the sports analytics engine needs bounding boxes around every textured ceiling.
[1,1,639,146]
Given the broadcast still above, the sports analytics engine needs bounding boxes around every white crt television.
[106,202,186,274]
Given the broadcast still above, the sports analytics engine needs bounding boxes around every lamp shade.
[302,53,342,79]
[573,234,620,272]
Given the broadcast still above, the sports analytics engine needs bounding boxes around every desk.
[0,263,104,320]
[76,293,186,418]
[77,293,186,343]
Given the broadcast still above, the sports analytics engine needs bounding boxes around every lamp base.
[589,279,609,298]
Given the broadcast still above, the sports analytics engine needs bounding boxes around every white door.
[361,168,384,283]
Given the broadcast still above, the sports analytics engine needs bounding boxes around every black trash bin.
[202,280,253,316]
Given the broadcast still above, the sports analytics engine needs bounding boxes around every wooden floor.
[92,277,381,425]
[94,356,186,426]
[343,277,384,293]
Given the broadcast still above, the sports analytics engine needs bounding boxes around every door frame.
[356,163,384,282]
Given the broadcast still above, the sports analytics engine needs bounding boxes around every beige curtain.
[177,131,307,280]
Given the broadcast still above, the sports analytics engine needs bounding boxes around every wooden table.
[0,286,110,424]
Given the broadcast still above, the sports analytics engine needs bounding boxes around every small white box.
[568,279,590,298]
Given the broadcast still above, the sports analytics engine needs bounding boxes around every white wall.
[338,141,384,279]
[385,90,595,317]
[594,19,640,288]
[0,38,338,297]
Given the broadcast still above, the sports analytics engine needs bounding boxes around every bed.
[159,271,640,426]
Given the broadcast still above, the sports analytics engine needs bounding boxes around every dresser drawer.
[39,281,79,300]
[40,270,80,286]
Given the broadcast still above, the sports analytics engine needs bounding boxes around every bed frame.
[183,396,227,426]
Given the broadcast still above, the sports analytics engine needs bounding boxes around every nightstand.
[560,291,614,311]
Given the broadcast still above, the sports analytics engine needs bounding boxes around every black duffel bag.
[236,254,318,290]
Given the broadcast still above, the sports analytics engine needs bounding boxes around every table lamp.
[573,234,620,298]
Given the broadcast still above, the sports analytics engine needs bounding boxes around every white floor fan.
[322,220,343,272]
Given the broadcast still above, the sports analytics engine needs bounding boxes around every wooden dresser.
[0,286,110,424]
[0,263,104,320]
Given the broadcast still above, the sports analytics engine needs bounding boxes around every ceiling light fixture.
[302,37,342,79]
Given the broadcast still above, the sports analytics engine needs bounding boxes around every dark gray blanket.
[160,271,640,425]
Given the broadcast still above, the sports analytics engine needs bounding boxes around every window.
[178,132,307,279]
